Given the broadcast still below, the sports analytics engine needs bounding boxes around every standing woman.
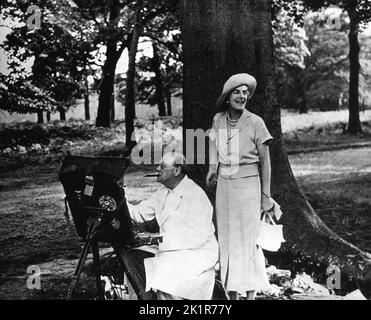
[206,73,275,300]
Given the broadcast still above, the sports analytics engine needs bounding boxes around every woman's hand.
[206,168,218,187]
[261,194,275,214]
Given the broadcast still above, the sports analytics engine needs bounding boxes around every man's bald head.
[161,152,187,173]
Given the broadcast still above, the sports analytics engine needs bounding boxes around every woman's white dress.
[210,109,273,292]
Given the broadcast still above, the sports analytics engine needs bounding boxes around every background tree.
[71,0,178,138]
[273,6,310,113]
[0,73,55,123]
[140,4,182,117]
[151,41,166,116]
[123,0,180,150]
[162,47,183,116]
[83,75,91,121]
[135,34,182,117]
[303,0,371,134]
[71,0,136,128]
[181,0,371,297]
[1,0,97,123]
[302,11,350,111]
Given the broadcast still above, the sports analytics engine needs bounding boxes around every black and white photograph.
[0,0,370,306]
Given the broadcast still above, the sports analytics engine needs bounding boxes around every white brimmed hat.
[215,73,257,109]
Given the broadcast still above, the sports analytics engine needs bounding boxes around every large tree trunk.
[84,76,90,121]
[124,0,143,150]
[152,42,166,116]
[347,6,362,134]
[181,0,371,297]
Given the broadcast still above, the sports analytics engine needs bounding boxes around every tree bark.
[111,91,115,122]
[96,0,120,128]
[298,78,307,114]
[59,108,66,121]
[181,0,371,297]
[33,54,44,124]
[125,0,143,151]
[165,58,173,116]
[96,41,118,128]
[37,110,44,124]
[166,91,172,116]
[152,42,166,116]
[347,6,363,134]
[84,76,90,121]
[292,67,308,114]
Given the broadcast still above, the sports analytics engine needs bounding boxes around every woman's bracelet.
[262,192,271,198]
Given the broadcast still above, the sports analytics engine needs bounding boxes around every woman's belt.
[218,162,259,179]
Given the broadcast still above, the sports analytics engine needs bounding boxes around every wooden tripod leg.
[92,240,104,300]
[66,239,92,300]
[66,222,95,300]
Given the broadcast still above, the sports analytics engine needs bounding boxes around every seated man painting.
[122,152,219,300]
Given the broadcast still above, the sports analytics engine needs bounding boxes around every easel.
[58,155,136,300]
[65,209,144,300]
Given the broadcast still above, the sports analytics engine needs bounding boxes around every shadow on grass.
[298,173,371,253]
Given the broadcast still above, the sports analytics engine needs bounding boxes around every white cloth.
[127,175,219,300]
[272,198,283,220]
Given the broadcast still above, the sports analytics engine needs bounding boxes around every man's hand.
[111,218,120,230]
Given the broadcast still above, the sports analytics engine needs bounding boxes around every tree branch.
[141,33,180,58]
[141,7,166,26]
[77,6,99,25]
[116,34,132,61]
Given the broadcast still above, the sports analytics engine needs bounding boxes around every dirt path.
[0,147,370,299]
[0,163,160,299]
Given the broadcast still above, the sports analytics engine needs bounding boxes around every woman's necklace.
[226,111,239,126]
